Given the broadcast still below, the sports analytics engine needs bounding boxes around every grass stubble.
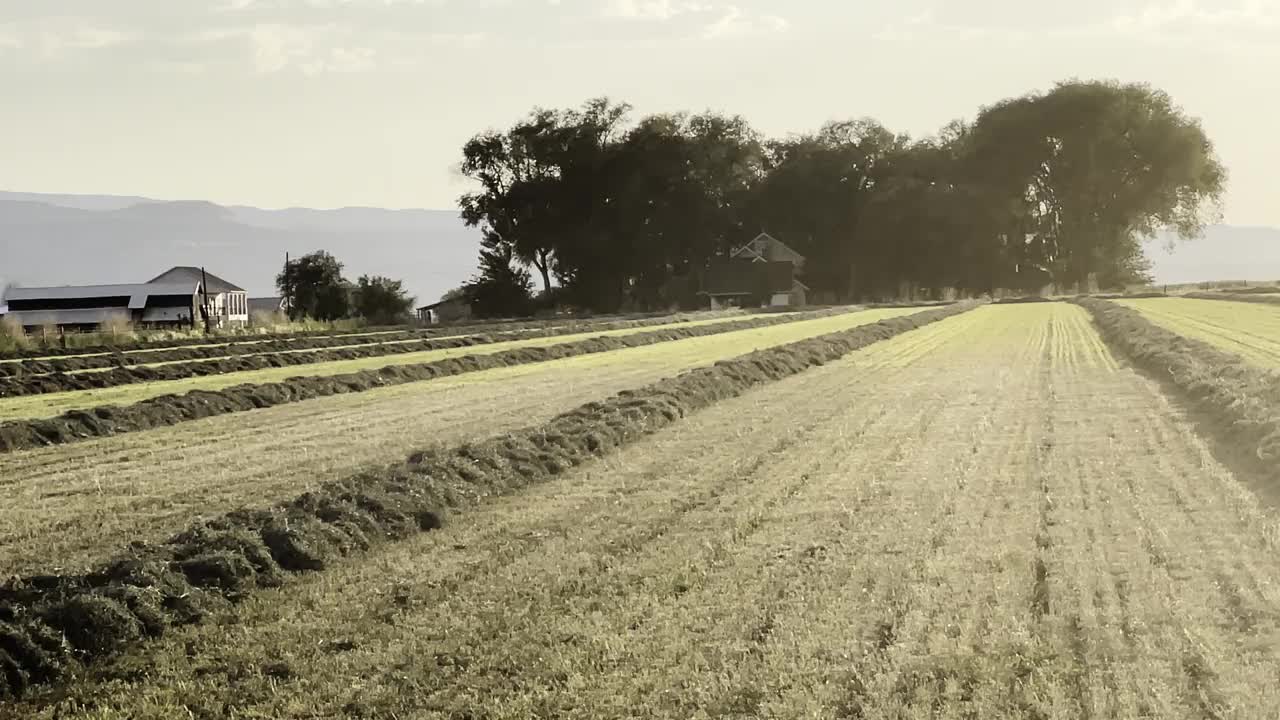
[0,303,978,707]
[12,303,1280,718]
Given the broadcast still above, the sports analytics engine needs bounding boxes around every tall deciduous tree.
[969,80,1226,289]
[276,251,351,321]
[353,275,415,325]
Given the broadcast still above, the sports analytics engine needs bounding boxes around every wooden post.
[200,266,212,334]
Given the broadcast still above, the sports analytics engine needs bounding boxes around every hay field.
[0,309,815,420]
[0,306,920,576]
[1116,297,1280,368]
[15,303,1280,718]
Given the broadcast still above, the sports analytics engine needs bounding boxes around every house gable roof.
[730,233,805,266]
[148,266,244,293]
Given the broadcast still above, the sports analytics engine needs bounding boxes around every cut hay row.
[0,309,755,376]
[0,307,924,577]
[1072,297,1280,479]
[1185,290,1280,306]
[1113,296,1280,369]
[0,309,752,362]
[0,301,980,702]
[0,307,863,453]
[0,309,813,395]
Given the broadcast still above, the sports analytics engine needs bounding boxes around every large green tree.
[276,251,351,321]
[352,275,415,325]
[968,80,1226,290]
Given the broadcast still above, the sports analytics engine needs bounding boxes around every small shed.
[417,297,473,325]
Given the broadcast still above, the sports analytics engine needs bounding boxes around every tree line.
[456,79,1225,316]
[276,251,416,324]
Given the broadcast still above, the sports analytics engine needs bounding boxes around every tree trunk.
[535,249,552,298]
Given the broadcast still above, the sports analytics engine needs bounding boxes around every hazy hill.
[0,191,482,307]
[1145,226,1280,285]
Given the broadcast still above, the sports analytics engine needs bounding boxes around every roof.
[418,297,470,312]
[700,261,798,296]
[4,308,132,326]
[149,266,244,293]
[5,282,200,310]
[248,297,285,314]
[731,233,806,266]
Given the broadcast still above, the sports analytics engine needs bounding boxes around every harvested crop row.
[0,310,752,376]
[1185,290,1280,306]
[1072,297,1280,479]
[1114,296,1280,369]
[0,310,807,393]
[0,301,979,702]
[0,308,853,452]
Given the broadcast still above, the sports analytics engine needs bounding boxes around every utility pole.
[200,266,212,334]
[284,251,291,320]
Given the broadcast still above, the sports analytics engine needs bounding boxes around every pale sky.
[2,0,1277,226]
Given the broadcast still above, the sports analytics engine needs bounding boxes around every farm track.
[0,307,920,576]
[1116,297,1280,368]
[17,303,1280,718]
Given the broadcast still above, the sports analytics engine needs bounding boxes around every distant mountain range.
[0,191,482,307]
[1,191,1277,302]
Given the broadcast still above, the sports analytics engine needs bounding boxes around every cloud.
[603,0,711,20]
[703,6,788,37]
[0,17,136,59]
[602,0,788,39]
[1111,0,1280,31]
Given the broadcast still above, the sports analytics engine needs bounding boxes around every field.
[4,300,1280,717]
[1116,296,1280,368]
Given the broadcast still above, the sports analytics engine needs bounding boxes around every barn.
[2,282,203,331]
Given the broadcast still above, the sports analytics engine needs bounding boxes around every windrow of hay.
[0,309,836,393]
[1073,297,1280,476]
[0,308,860,453]
[1184,291,1280,307]
[0,308,751,362]
[0,300,979,702]
[0,310,760,377]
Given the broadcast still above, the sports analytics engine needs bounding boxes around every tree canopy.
[353,275,415,325]
[458,81,1225,315]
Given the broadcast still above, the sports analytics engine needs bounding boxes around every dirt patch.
[0,301,979,701]
[0,309,850,453]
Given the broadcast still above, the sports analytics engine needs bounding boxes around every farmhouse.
[700,233,809,309]
[149,267,248,328]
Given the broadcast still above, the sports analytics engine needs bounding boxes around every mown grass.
[21,303,1280,718]
[0,310,824,421]
[1115,297,1280,369]
[0,306,923,575]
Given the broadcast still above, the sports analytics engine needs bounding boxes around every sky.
[1,0,1277,226]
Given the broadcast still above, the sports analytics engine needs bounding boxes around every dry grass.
[0,307,921,576]
[0,310,822,420]
[1115,297,1280,368]
[20,304,1280,718]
